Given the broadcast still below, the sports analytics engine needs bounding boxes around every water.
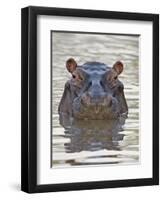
[51,32,139,168]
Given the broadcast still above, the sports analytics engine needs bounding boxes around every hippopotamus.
[58,58,128,120]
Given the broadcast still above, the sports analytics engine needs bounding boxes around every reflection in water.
[51,32,139,167]
[52,114,138,166]
[60,115,126,153]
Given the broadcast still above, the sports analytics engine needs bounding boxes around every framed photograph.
[21,6,159,193]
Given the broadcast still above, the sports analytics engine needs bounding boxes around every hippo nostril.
[102,95,112,106]
[81,93,90,105]
[106,95,112,107]
[100,80,104,88]
[109,98,112,107]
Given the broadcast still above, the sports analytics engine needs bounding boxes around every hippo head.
[58,58,128,120]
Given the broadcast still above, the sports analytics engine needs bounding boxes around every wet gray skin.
[58,58,128,120]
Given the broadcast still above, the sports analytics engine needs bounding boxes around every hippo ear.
[66,58,77,73]
[112,61,123,75]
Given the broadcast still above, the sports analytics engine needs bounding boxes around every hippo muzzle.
[73,93,119,120]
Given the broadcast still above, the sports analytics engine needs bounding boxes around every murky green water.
[51,32,139,168]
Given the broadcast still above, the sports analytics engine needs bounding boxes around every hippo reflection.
[59,115,126,154]
[58,58,128,119]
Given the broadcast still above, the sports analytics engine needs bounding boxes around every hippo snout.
[81,92,112,107]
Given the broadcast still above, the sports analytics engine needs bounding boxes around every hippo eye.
[114,76,118,80]
[79,75,84,81]
[72,74,76,79]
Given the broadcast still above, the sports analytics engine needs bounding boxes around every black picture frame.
[21,6,159,193]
